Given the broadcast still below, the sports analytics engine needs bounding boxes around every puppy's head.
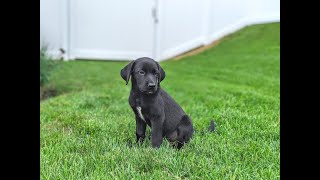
[120,57,165,95]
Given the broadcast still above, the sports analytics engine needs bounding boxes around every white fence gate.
[40,0,280,61]
[69,0,155,60]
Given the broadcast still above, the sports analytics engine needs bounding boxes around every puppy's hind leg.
[176,115,194,149]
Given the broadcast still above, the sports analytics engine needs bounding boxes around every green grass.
[40,23,280,179]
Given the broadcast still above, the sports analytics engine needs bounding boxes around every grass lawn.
[40,23,280,179]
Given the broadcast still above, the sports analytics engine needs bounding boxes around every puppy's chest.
[136,106,146,122]
[135,104,157,123]
[132,97,161,122]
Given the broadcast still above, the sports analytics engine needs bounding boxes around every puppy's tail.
[208,118,215,132]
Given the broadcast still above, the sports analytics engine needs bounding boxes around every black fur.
[121,57,213,149]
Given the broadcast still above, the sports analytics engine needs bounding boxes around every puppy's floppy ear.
[156,62,166,82]
[120,60,135,85]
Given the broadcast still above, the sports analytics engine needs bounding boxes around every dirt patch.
[172,39,221,61]
[40,86,58,101]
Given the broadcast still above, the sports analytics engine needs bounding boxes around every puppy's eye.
[139,71,145,75]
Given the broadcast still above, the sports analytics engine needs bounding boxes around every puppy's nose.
[148,82,156,88]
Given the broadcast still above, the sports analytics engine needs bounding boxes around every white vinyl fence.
[40,0,279,61]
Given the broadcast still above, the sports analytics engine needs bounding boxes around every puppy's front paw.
[136,133,145,144]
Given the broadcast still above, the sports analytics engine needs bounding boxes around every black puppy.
[121,57,214,149]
